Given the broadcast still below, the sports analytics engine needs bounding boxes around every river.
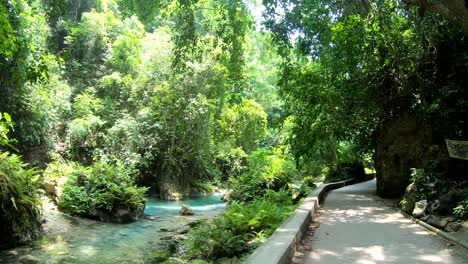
[0,194,226,264]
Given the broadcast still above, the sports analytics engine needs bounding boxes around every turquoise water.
[145,194,226,216]
[0,195,225,264]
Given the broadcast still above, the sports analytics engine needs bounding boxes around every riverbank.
[0,196,225,264]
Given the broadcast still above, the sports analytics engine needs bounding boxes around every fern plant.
[0,152,42,248]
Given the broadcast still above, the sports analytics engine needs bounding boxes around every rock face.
[412,200,427,218]
[158,183,190,201]
[438,189,465,214]
[402,183,418,214]
[89,206,144,223]
[375,111,446,198]
[179,205,194,216]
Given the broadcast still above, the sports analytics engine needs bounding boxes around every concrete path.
[297,179,468,264]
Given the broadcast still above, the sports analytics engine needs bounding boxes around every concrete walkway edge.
[410,215,468,249]
[246,177,373,264]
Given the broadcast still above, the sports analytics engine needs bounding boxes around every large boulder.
[437,189,466,215]
[179,205,194,216]
[375,111,447,198]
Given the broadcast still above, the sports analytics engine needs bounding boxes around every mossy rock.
[148,250,172,263]
[161,259,183,264]
[191,260,210,264]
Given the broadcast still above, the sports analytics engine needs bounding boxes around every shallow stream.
[0,194,226,264]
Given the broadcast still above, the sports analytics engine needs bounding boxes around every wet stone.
[19,254,40,264]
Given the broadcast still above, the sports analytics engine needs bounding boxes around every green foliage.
[214,141,247,181]
[0,114,42,247]
[302,176,315,188]
[453,197,468,220]
[66,114,105,163]
[104,114,143,165]
[185,197,294,260]
[229,148,297,202]
[43,157,74,182]
[0,113,17,151]
[408,165,448,201]
[58,160,147,219]
[264,0,467,181]
[219,99,268,154]
[0,152,41,248]
[147,249,172,264]
[324,162,365,183]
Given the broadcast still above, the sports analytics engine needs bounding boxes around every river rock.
[221,191,231,202]
[425,215,449,228]
[7,250,18,256]
[187,219,203,227]
[412,200,427,218]
[177,226,191,234]
[44,181,57,196]
[179,205,194,216]
[445,222,463,232]
[173,234,188,242]
[144,215,160,220]
[19,255,40,264]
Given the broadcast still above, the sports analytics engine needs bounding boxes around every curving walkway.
[296,179,468,264]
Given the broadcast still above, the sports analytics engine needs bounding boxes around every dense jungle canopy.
[0,0,467,259]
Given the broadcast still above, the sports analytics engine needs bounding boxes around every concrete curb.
[246,176,374,264]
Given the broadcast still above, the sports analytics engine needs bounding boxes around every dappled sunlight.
[351,245,386,262]
[414,253,447,262]
[301,180,468,264]
[78,245,97,257]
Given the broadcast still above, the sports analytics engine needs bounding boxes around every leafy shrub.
[191,182,216,195]
[0,112,17,151]
[58,160,147,222]
[408,165,449,201]
[453,197,468,219]
[66,114,105,163]
[214,141,247,181]
[0,152,42,248]
[218,99,268,153]
[229,148,297,202]
[324,162,365,183]
[43,158,74,182]
[105,115,143,165]
[302,176,315,188]
[185,197,294,260]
